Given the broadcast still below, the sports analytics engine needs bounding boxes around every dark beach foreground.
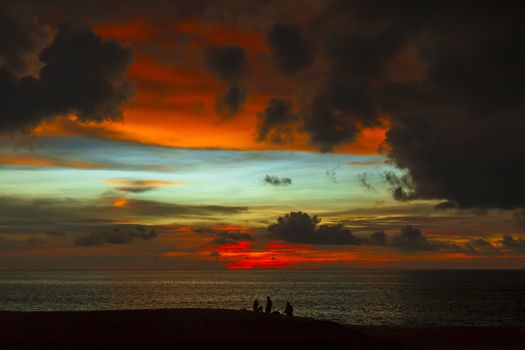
[355,325,525,350]
[0,309,523,350]
[0,308,402,350]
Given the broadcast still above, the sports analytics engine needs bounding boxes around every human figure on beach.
[265,296,272,313]
[284,302,293,316]
[253,299,259,312]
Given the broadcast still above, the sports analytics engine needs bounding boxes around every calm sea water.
[0,270,524,326]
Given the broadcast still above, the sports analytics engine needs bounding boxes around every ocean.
[0,270,524,326]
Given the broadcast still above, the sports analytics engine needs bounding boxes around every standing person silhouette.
[253,299,259,312]
[265,296,272,313]
[284,301,294,316]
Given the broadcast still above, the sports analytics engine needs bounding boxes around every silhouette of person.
[265,296,273,313]
[253,299,259,312]
[258,305,263,312]
[284,302,294,316]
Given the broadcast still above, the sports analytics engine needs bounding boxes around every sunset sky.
[1,0,525,269]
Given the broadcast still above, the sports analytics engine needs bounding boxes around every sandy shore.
[0,309,523,349]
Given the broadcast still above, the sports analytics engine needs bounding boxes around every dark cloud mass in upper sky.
[0,5,50,75]
[1,0,525,211]
[328,1,525,210]
[205,45,247,83]
[216,84,247,118]
[0,19,133,132]
[256,98,296,144]
[261,1,525,210]
[205,45,248,118]
[266,22,315,75]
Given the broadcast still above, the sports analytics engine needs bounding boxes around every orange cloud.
[95,20,156,44]
[112,197,128,208]
[34,108,387,154]
[33,20,389,155]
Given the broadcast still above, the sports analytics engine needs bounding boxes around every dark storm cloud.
[205,45,246,82]
[252,2,525,210]
[301,86,375,152]
[205,45,248,118]
[75,225,157,247]
[215,84,247,118]
[0,22,133,132]
[266,22,315,75]
[377,2,525,210]
[212,231,253,245]
[268,211,362,245]
[11,0,208,23]
[297,13,394,152]
[2,0,524,212]
[0,4,50,75]
[264,175,292,186]
[366,1,525,210]
[289,1,425,153]
[256,98,296,144]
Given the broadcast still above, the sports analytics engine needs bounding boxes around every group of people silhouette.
[252,296,293,316]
